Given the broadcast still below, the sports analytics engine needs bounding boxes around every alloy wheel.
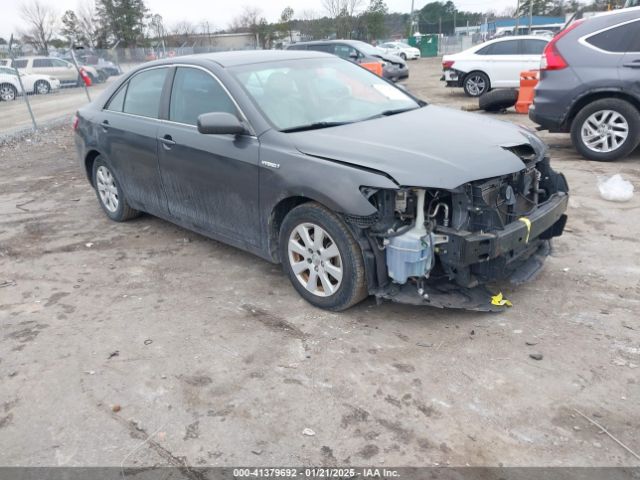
[0,85,16,101]
[580,110,629,153]
[287,223,343,297]
[35,81,50,94]
[466,75,486,96]
[96,165,119,213]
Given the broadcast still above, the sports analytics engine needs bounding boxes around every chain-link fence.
[438,34,484,55]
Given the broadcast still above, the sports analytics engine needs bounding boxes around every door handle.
[101,120,109,131]
[159,134,176,149]
[623,61,640,68]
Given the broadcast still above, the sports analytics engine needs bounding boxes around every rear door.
[97,66,170,215]
[619,20,640,99]
[157,66,261,246]
[485,39,523,87]
[520,38,548,70]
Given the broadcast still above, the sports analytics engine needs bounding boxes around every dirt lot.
[1,57,639,468]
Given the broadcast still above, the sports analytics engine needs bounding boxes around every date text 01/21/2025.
[232,468,400,477]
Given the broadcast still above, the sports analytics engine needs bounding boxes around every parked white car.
[441,36,550,97]
[0,66,61,101]
[377,42,421,60]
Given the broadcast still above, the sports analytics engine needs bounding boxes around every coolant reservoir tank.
[386,230,432,284]
[385,189,432,284]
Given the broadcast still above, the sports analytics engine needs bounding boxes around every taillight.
[442,60,455,70]
[72,114,79,131]
[541,19,584,71]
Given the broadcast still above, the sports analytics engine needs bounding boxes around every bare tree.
[321,0,363,38]
[172,20,197,45]
[19,0,58,55]
[76,0,100,48]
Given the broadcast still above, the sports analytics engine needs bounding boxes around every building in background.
[480,16,565,38]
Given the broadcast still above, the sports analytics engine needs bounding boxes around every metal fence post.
[69,44,92,103]
[8,35,37,132]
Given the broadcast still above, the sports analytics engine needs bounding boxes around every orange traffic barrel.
[515,70,538,114]
[361,61,383,77]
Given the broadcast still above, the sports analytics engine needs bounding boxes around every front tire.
[279,202,368,311]
[34,80,50,95]
[463,71,490,97]
[400,53,407,60]
[570,98,640,161]
[92,157,140,222]
[0,83,17,101]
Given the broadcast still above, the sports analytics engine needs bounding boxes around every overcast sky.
[0,0,517,41]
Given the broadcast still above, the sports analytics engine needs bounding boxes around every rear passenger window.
[13,60,28,69]
[169,67,236,126]
[33,59,53,67]
[489,40,519,55]
[310,44,337,54]
[106,85,126,112]
[123,68,167,118]
[586,20,640,53]
[521,39,547,55]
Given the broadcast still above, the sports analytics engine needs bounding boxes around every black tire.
[400,52,407,60]
[34,80,50,95]
[463,71,491,97]
[479,89,518,112]
[570,98,640,162]
[279,202,368,311]
[92,156,140,222]
[0,83,17,101]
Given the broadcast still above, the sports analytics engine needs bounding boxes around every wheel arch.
[267,195,316,262]
[566,90,640,128]
[84,149,102,186]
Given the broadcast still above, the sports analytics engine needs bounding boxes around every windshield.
[231,57,420,132]
[350,41,383,56]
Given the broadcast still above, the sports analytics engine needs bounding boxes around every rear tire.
[34,80,50,95]
[570,98,640,161]
[400,53,407,60]
[463,71,490,97]
[479,89,518,112]
[279,202,368,311]
[0,83,17,101]
[92,156,140,222]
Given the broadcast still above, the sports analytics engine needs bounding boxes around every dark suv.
[286,40,409,82]
[530,8,640,161]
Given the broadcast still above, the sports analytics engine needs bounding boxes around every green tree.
[365,0,387,41]
[96,0,148,47]
[517,0,553,16]
[279,6,294,41]
[61,10,83,45]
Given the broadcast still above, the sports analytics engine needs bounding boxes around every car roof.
[146,49,333,68]
[291,39,367,47]
[489,35,550,43]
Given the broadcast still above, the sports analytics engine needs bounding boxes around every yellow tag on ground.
[491,292,513,307]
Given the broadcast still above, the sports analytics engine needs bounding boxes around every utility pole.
[515,0,521,34]
[410,0,415,36]
[439,17,442,35]
[528,0,533,34]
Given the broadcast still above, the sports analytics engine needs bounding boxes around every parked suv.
[13,57,100,87]
[530,8,640,161]
[286,40,409,81]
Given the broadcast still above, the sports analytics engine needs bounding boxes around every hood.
[373,52,405,65]
[292,105,544,189]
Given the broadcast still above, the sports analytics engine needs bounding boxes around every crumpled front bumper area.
[381,192,568,311]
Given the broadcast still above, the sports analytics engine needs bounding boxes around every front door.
[157,66,261,248]
[620,22,640,99]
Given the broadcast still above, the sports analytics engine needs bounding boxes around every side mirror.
[349,51,359,60]
[197,112,247,135]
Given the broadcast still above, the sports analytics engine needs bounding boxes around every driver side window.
[169,67,237,126]
[334,44,359,60]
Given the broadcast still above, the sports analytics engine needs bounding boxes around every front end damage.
[353,156,569,311]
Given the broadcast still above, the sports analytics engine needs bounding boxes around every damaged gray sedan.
[74,50,568,311]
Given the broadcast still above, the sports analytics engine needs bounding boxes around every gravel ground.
[0,57,639,468]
